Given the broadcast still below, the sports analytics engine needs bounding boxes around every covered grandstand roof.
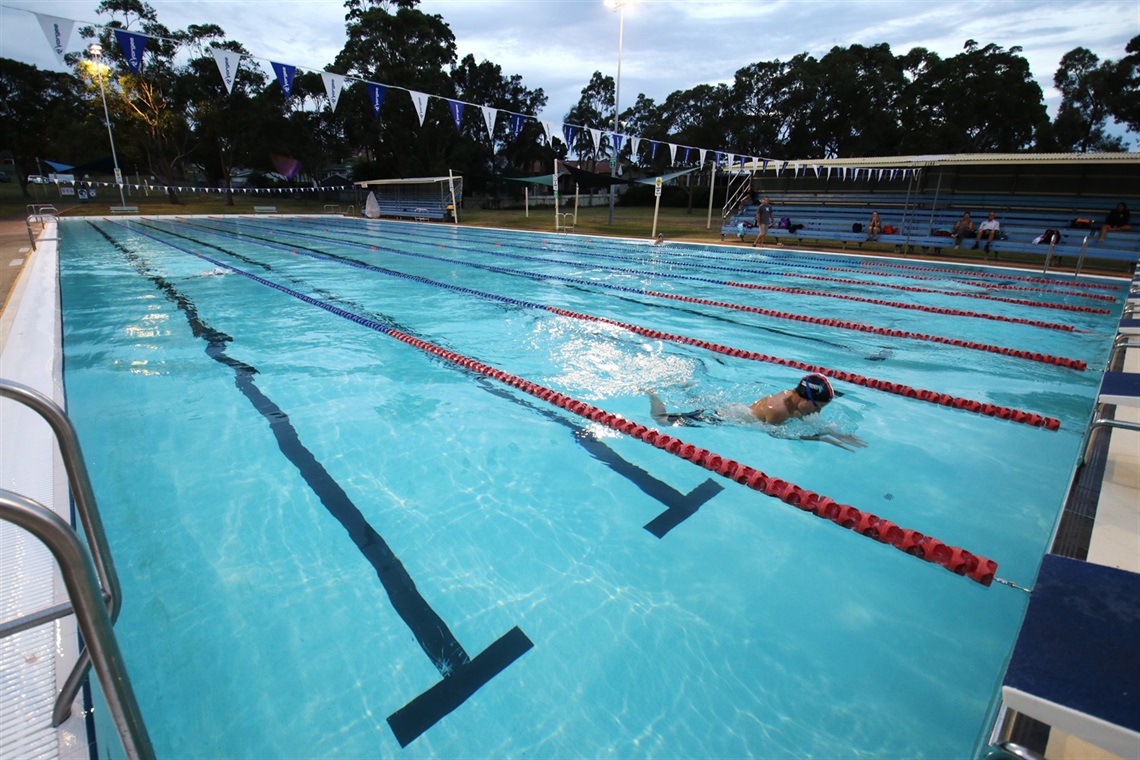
[354,176,456,186]
[739,152,1140,171]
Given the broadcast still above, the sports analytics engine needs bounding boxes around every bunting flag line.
[408,90,430,126]
[368,82,387,119]
[17,6,925,185]
[481,105,498,140]
[35,13,72,65]
[321,72,349,111]
[270,61,295,98]
[113,28,148,74]
[211,47,242,94]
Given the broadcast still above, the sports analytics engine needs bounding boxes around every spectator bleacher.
[721,192,1139,268]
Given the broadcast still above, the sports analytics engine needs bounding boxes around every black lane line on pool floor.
[473,376,725,537]
[87,223,532,749]
[138,218,728,523]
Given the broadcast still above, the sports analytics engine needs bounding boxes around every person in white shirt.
[972,212,1000,252]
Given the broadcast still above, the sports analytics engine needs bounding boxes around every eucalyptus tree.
[0,59,88,196]
[333,0,459,179]
[75,0,191,195]
[1050,36,1138,151]
[450,54,548,190]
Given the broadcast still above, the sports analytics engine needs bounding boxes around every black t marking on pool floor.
[90,222,532,749]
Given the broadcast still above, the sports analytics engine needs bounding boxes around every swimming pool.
[57,216,1122,757]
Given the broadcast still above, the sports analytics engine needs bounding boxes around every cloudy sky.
[2,0,1138,126]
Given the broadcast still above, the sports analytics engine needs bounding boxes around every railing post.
[1073,235,1089,280]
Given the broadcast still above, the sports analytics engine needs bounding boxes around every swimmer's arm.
[799,432,868,452]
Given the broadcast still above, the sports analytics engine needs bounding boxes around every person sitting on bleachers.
[1097,202,1131,242]
[972,212,1000,252]
[951,212,974,249]
[866,211,883,241]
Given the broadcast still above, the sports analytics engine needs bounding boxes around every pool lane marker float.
[286,218,1089,328]
[336,218,1120,303]
[856,259,1122,291]
[146,219,1062,430]
[111,221,1002,586]
[189,217,1090,370]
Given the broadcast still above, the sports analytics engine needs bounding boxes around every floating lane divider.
[303,218,1098,321]
[113,221,1000,586]
[338,218,1119,303]
[855,259,1123,292]
[148,219,1062,430]
[183,217,1090,371]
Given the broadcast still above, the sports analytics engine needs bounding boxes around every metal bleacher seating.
[721,193,1140,268]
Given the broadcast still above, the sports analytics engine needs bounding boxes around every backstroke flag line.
[18,7,924,182]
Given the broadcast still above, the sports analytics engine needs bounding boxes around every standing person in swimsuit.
[648,373,866,451]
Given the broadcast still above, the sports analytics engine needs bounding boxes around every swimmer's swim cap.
[796,373,835,404]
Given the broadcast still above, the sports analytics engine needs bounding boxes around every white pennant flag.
[408,90,430,125]
[480,105,498,140]
[322,72,349,111]
[668,143,678,165]
[630,136,641,158]
[211,48,243,94]
[541,120,559,145]
[698,148,707,167]
[35,13,73,64]
[589,128,602,153]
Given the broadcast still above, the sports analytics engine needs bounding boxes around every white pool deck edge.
[0,219,91,759]
[0,217,1136,758]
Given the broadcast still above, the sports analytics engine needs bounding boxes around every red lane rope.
[856,260,1122,291]
[390,329,998,586]
[775,273,1113,314]
[643,290,1088,370]
[817,267,1118,302]
[726,281,1082,330]
[544,307,1062,430]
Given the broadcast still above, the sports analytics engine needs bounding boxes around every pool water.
[58,216,1120,758]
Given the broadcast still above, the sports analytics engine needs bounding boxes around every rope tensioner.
[114,220,1000,586]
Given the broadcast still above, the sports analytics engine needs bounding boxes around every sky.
[2,0,1138,130]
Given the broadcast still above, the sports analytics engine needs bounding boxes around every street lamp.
[604,0,633,226]
[88,43,126,206]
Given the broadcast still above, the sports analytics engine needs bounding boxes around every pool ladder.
[0,379,154,760]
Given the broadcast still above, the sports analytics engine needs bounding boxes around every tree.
[1051,46,1127,151]
[900,40,1046,153]
[0,59,87,196]
[75,0,192,197]
[333,1,458,178]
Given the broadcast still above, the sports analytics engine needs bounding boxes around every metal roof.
[740,152,1140,171]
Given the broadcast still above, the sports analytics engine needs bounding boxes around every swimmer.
[648,372,867,451]
[186,268,229,279]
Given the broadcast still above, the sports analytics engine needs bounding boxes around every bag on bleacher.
[1034,228,1061,245]
[882,225,898,234]
[777,216,791,229]
[932,228,952,237]
[852,223,863,233]
[1069,218,1092,229]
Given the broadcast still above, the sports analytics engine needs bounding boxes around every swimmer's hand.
[800,432,868,452]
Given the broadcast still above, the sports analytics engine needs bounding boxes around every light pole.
[604,0,631,226]
[88,44,126,206]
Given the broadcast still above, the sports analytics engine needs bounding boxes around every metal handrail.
[0,490,154,760]
[0,380,121,724]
